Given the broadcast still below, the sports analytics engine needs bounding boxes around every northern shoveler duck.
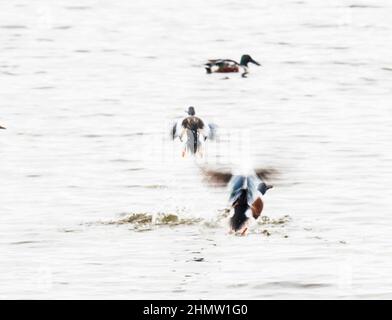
[202,168,275,235]
[171,106,216,157]
[229,175,272,234]
[205,54,260,77]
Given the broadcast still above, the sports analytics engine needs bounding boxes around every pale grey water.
[1,0,392,299]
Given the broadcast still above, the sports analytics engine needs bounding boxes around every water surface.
[1,0,392,299]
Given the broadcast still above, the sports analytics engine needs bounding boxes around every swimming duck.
[202,168,274,234]
[171,106,216,157]
[205,54,260,77]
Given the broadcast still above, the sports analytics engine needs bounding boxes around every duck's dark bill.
[251,58,261,66]
[0,126,6,129]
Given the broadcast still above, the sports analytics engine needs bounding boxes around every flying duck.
[171,107,216,157]
[205,54,260,77]
[202,168,275,235]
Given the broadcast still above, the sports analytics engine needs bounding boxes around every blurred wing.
[170,120,183,140]
[207,123,217,140]
[201,168,233,186]
[202,121,217,140]
[255,168,278,181]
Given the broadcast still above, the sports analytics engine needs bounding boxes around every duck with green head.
[205,54,260,77]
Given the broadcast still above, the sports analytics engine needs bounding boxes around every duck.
[171,106,216,157]
[201,168,275,235]
[228,175,273,234]
[205,54,260,77]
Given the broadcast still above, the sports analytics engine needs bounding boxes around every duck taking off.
[171,107,216,157]
[205,54,260,77]
[228,175,272,234]
[202,168,275,234]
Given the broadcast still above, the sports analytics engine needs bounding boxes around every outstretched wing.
[170,120,183,140]
[201,168,278,186]
[255,168,278,181]
[201,168,232,186]
[202,122,217,140]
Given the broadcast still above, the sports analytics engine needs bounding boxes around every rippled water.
[1,0,392,299]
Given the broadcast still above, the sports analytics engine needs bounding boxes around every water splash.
[96,209,291,236]
[100,212,202,231]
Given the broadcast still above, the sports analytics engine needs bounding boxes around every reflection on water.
[1,0,392,299]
